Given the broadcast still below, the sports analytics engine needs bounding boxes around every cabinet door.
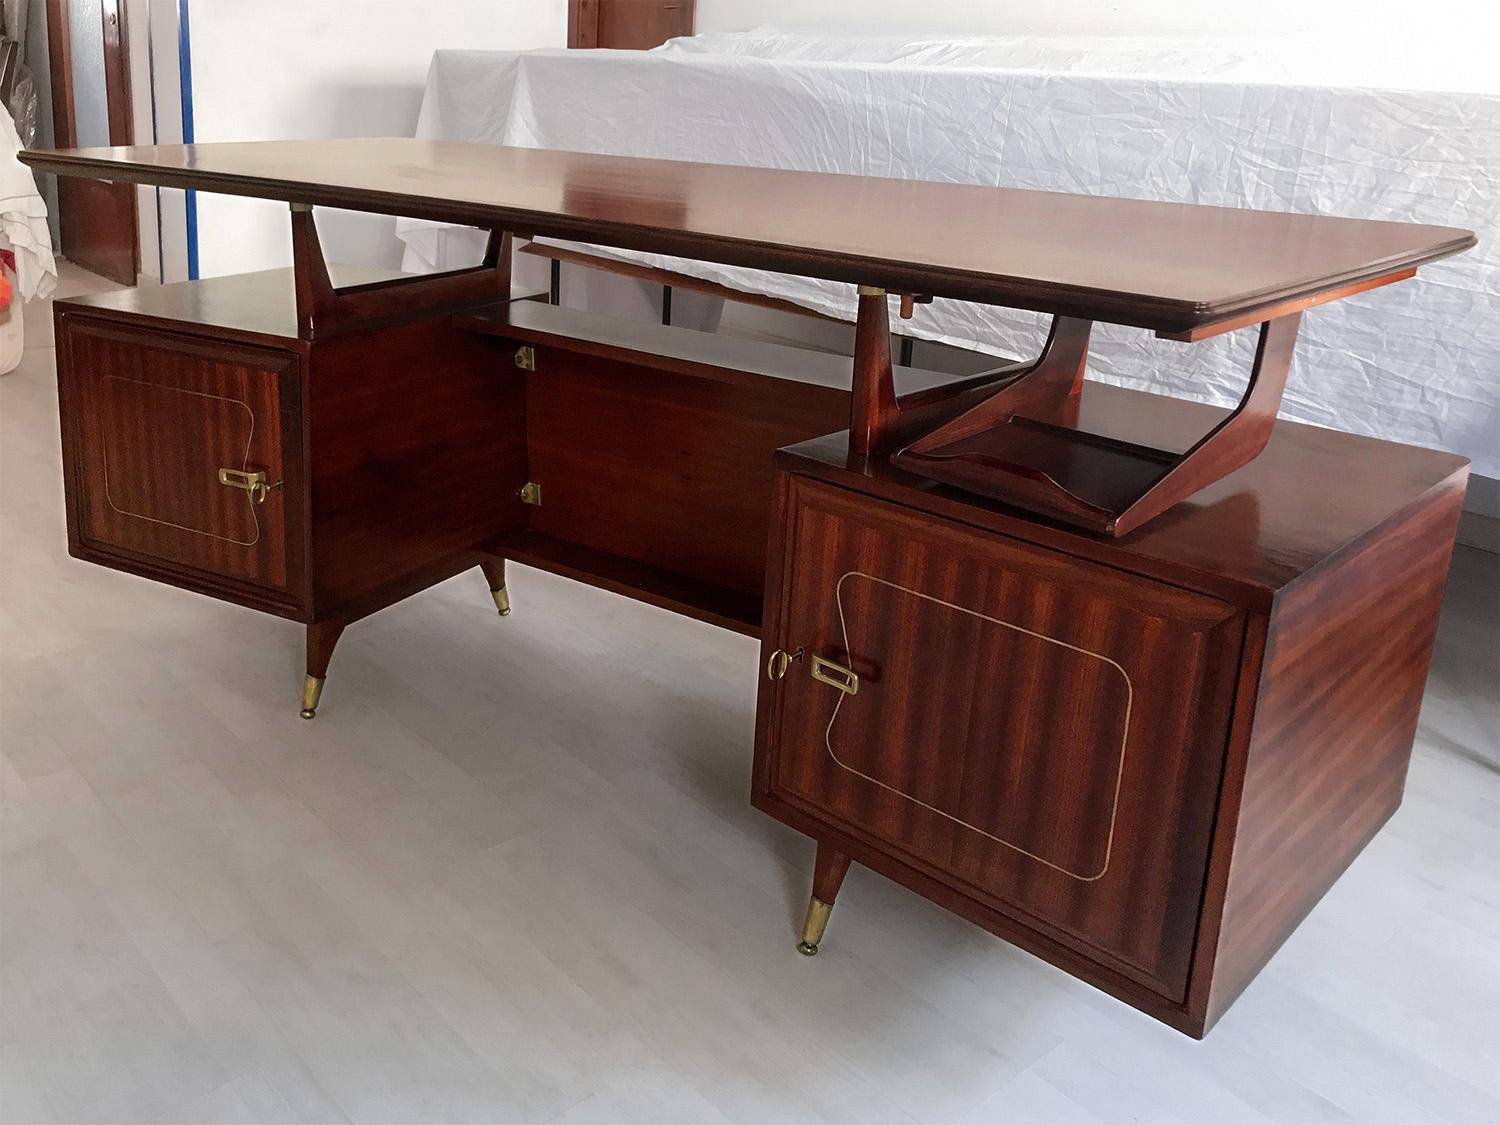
[756,476,1244,999]
[60,317,299,595]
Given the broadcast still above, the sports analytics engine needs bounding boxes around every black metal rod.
[662,284,673,326]
[899,336,914,366]
[549,258,561,305]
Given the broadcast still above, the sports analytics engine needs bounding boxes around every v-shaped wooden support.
[289,204,512,340]
[889,312,1303,537]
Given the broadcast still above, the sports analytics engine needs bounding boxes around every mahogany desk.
[21,139,1475,1037]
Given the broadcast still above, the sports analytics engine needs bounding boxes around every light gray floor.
[2,265,1497,1125]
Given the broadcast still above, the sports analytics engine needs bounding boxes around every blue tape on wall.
[178,0,197,280]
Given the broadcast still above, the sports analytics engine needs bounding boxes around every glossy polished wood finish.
[569,0,696,49]
[519,348,847,599]
[56,265,546,346]
[305,619,345,681]
[757,476,1243,999]
[54,261,533,711]
[758,401,1468,1035]
[896,313,1302,536]
[304,314,527,616]
[56,271,995,649]
[781,383,1469,610]
[41,149,1475,1040]
[1193,490,1465,1028]
[458,301,1013,401]
[519,241,846,325]
[45,0,138,286]
[56,314,301,606]
[489,530,763,638]
[458,301,1013,633]
[290,207,512,340]
[20,139,1474,333]
[810,842,852,905]
[848,289,898,458]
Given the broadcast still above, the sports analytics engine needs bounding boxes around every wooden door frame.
[46,0,140,284]
[566,0,600,47]
[568,0,696,50]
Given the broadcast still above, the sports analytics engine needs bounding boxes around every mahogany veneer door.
[59,317,298,598]
[756,476,1244,998]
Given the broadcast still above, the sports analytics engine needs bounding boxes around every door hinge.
[514,346,536,371]
[519,481,542,506]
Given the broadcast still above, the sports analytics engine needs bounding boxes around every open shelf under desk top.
[490,530,762,638]
[21,139,1475,335]
[458,300,1010,399]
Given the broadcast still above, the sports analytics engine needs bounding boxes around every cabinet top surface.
[21,139,1474,333]
[780,384,1469,601]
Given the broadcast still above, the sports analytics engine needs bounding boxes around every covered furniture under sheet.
[397,31,1499,477]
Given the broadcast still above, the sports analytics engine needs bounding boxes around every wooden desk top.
[21,139,1475,334]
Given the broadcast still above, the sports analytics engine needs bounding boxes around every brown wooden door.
[569,0,694,49]
[61,318,297,592]
[47,0,138,284]
[757,476,1244,999]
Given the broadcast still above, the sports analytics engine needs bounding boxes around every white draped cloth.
[398,33,1499,476]
[0,108,56,303]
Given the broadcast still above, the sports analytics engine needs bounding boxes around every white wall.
[696,0,1486,50]
[185,0,564,277]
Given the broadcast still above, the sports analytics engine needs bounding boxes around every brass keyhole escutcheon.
[810,654,860,696]
[766,646,804,682]
[217,467,282,504]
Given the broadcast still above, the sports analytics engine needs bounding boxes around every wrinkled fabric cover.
[0,108,56,303]
[397,34,1499,475]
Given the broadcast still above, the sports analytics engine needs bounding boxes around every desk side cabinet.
[53,270,532,717]
[57,316,304,609]
[754,459,1463,1037]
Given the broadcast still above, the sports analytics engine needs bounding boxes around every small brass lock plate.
[217,467,280,504]
[514,346,536,371]
[519,481,542,505]
[810,654,859,696]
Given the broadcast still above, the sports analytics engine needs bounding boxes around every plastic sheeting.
[397,32,1500,476]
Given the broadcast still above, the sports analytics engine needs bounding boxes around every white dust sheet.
[397,32,1499,476]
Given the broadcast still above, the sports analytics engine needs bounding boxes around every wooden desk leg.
[848,286,898,459]
[797,842,853,956]
[301,620,346,719]
[479,559,512,616]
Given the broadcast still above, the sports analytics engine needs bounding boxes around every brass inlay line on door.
[100,376,263,547]
[822,570,1133,883]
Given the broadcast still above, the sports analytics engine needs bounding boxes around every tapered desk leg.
[798,842,853,956]
[301,620,346,719]
[480,559,511,616]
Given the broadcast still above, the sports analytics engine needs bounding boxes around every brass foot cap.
[300,675,325,721]
[796,941,819,956]
[491,587,512,616]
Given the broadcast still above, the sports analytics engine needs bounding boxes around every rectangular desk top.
[22,138,1475,334]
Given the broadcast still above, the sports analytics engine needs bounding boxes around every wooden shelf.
[897,417,1178,534]
[457,299,1013,400]
[487,530,763,638]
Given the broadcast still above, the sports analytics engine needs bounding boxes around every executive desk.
[20,139,1474,1037]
